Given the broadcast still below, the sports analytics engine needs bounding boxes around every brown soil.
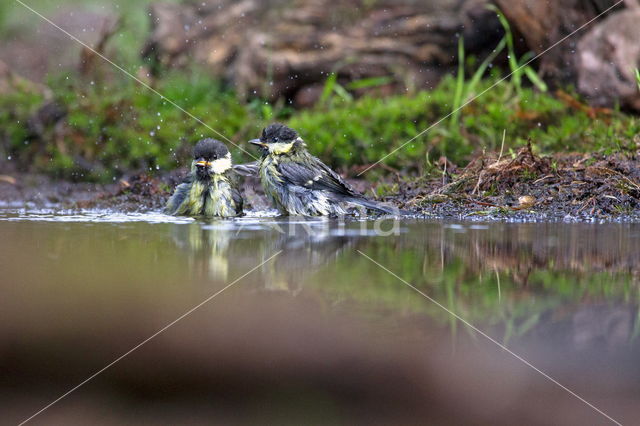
[389,144,640,221]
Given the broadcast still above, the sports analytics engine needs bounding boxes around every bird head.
[249,123,303,156]
[191,138,232,180]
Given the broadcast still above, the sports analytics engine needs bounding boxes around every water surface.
[1,208,639,424]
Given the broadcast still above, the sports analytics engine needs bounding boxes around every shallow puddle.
[1,208,639,424]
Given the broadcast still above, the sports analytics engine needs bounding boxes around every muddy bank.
[0,168,265,212]
[388,145,640,221]
[1,148,639,221]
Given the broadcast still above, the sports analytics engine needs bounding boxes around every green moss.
[2,1,638,182]
[0,89,44,161]
[289,76,639,174]
[2,68,639,182]
[41,71,256,180]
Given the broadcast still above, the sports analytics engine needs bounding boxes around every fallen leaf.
[518,195,536,209]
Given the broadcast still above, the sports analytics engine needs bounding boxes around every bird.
[248,123,398,216]
[165,138,243,217]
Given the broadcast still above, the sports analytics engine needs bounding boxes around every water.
[1,208,639,424]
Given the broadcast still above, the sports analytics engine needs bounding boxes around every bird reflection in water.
[259,220,352,294]
[171,221,233,280]
[171,219,352,291]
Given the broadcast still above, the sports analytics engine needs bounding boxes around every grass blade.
[466,37,506,98]
[320,72,338,104]
[346,76,393,90]
[450,36,466,129]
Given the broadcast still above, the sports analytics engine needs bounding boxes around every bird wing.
[232,188,244,215]
[277,156,402,215]
[277,157,357,197]
[164,177,192,214]
[233,161,259,177]
[222,170,244,215]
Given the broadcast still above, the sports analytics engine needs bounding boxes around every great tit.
[165,138,243,217]
[249,123,396,216]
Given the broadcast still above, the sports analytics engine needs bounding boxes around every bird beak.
[195,160,211,168]
[249,139,267,148]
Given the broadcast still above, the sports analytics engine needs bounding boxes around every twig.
[442,159,447,188]
[466,199,500,208]
[590,166,640,190]
[471,171,484,196]
[533,174,553,184]
[0,175,17,185]
[577,196,596,214]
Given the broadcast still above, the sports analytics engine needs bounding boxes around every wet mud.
[391,145,640,221]
[1,147,639,221]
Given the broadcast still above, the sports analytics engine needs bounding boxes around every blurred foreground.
[1,213,639,424]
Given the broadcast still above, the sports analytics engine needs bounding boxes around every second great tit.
[249,123,397,216]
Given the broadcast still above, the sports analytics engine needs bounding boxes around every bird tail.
[347,197,407,215]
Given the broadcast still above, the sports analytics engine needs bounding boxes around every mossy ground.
[2,69,639,182]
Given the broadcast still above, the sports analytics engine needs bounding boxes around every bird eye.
[273,137,278,142]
